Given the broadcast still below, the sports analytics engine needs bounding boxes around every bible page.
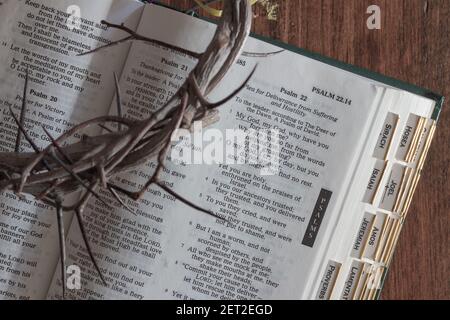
[0,0,143,299]
[46,4,382,300]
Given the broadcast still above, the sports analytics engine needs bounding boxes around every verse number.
[50,96,58,103]
[336,95,352,106]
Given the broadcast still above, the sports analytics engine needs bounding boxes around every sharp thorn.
[98,124,114,133]
[97,164,108,188]
[42,127,73,164]
[77,36,134,56]
[9,107,52,172]
[113,73,123,132]
[155,181,227,223]
[107,186,136,215]
[55,199,67,299]
[107,184,136,199]
[75,208,108,286]
[15,71,29,153]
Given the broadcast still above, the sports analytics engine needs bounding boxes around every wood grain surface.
[160,0,449,300]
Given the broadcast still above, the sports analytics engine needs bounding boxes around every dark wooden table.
[162,0,449,300]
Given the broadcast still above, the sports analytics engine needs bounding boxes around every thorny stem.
[78,20,202,59]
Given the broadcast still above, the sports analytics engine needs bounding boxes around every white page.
[46,4,381,300]
[0,0,143,299]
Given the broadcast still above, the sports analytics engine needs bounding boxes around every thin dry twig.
[78,20,202,59]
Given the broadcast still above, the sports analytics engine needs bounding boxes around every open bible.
[0,0,443,300]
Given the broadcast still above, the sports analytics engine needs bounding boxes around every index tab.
[351,212,376,258]
[362,160,386,204]
[373,112,399,160]
[341,260,364,300]
[379,163,406,212]
[396,113,420,162]
[316,260,341,300]
[362,212,387,260]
